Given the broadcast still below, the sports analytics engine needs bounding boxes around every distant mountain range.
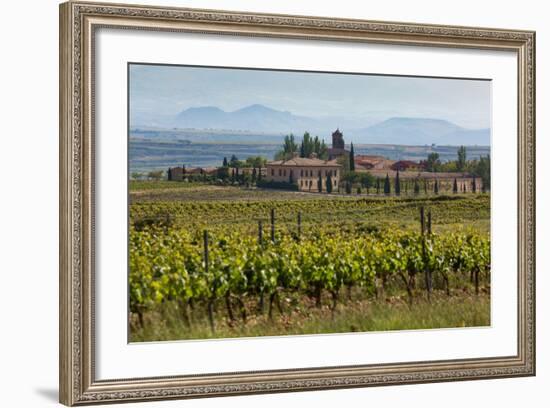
[173,104,316,133]
[131,104,490,146]
[353,117,490,146]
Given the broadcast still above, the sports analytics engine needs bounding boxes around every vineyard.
[129,187,491,341]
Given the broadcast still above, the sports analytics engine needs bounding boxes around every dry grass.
[130,290,490,342]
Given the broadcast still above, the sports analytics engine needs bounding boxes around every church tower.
[332,128,345,150]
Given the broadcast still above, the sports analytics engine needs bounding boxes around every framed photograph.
[59,1,535,405]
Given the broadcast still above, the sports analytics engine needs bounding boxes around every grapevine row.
[129,225,490,331]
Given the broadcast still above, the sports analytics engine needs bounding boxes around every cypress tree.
[167,168,172,181]
[434,179,439,194]
[395,170,401,196]
[318,172,323,192]
[326,174,333,193]
[453,178,458,193]
[222,157,228,167]
[289,170,294,185]
[472,177,477,193]
[349,143,355,171]
[345,181,352,194]
[414,179,420,195]
[384,174,391,195]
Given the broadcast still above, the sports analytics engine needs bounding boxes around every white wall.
[0,0,546,406]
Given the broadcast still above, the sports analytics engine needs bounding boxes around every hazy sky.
[129,63,491,129]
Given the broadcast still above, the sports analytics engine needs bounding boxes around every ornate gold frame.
[59,1,536,405]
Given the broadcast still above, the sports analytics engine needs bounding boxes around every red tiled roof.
[268,157,341,167]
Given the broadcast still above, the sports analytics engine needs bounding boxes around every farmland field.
[129,182,490,342]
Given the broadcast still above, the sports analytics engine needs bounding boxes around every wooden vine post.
[270,208,275,243]
[297,211,302,241]
[420,207,432,301]
[203,230,215,333]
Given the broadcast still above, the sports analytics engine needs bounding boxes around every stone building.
[390,160,426,171]
[327,128,350,160]
[354,155,389,170]
[167,166,217,180]
[266,155,341,192]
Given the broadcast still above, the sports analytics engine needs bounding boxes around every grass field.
[130,291,490,342]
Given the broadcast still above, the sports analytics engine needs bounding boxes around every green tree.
[317,172,323,192]
[395,170,401,196]
[414,179,420,195]
[457,146,467,171]
[222,157,228,167]
[472,178,477,193]
[318,138,328,160]
[299,133,328,159]
[434,179,439,194]
[245,156,267,169]
[131,172,142,181]
[229,155,240,167]
[289,170,294,185]
[300,132,313,158]
[360,172,375,195]
[349,142,355,171]
[453,178,458,193]
[275,134,299,160]
[384,174,391,195]
[326,174,333,193]
[426,152,441,172]
[345,181,352,194]
[147,170,164,181]
[474,155,490,191]
[217,166,229,180]
[299,142,305,158]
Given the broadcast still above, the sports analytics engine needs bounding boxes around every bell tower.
[332,128,345,150]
